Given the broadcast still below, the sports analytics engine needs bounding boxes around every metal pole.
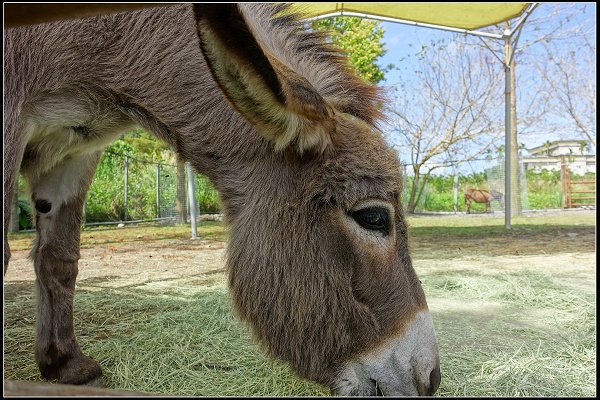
[560,156,567,208]
[453,171,459,213]
[156,163,161,219]
[504,35,512,229]
[124,155,129,222]
[402,164,408,211]
[186,162,198,239]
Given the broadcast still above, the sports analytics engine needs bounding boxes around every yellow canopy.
[291,2,530,31]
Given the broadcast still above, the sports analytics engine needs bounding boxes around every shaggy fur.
[3,4,437,394]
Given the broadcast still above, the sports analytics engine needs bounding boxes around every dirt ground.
[4,211,596,290]
[4,238,228,291]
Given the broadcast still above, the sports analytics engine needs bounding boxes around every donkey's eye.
[349,207,391,235]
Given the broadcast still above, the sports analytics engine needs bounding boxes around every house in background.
[522,140,596,176]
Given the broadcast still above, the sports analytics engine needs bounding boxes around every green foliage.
[196,174,221,213]
[403,170,595,213]
[15,175,33,230]
[311,17,386,84]
[525,169,562,210]
[459,172,488,188]
[423,192,456,212]
[85,141,132,222]
[84,138,222,223]
[526,168,561,185]
[120,128,170,162]
[17,195,33,230]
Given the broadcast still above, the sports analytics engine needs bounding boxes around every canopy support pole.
[504,34,513,229]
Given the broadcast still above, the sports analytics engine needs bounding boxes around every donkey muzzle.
[333,311,440,396]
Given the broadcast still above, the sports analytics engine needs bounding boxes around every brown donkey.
[464,188,504,213]
[3,4,440,396]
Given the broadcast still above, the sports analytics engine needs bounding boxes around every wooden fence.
[561,157,596,208]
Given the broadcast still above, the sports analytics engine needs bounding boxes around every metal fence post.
[124,155,129,221]
[156,163,161,218]
[560,156,567,208]
[186,162,198,239]
[453,172,459,213]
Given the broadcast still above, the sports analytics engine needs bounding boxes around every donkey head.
[194,4,440,396]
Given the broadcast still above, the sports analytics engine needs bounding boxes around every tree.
[578,140,589,155]
[536,37,596,149]
[515,3,596,151]
[386,39,504,213]
[312,17,387,84]
[543,140,553,156]
[120,128,170,162]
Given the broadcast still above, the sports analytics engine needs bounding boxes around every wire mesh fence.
[11,150,595,233]
[82,151,221,227]
[401,155,595,215]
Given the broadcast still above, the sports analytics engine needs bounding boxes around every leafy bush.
[196,174,221,213]
[18,195,33,230]
[85,140,221,222]
[85,141,131,222]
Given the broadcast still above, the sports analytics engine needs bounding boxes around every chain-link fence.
[11,150,221,232]
[400,155,595,214]
[82,151,221,227]
[11,150,595,232]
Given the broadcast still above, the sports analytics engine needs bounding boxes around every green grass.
[425,269,595,396]
[3,282,328,396]
[7,221,229,251]
[4,211,596,396]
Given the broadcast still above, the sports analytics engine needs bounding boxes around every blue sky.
[371,3,596,173]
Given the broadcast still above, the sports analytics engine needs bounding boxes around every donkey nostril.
[369,379,384,396]
[429,365,441,395]
[417,365,441,396]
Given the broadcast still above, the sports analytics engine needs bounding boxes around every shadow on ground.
[409,224,595,258]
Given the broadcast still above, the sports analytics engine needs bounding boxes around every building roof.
[528,140,590,156]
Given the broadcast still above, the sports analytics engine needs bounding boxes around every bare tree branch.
[385,40,504,213]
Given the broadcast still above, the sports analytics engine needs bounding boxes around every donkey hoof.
[82,375,104,387]
[58,355,103,386]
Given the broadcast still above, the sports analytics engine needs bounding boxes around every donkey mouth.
[332,311,440,396]
[371,379,385,396]
[332,367,440,396]
[330,377,385,396]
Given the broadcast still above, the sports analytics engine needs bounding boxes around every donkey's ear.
[193,4,334,154]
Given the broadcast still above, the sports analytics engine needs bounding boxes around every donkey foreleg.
[3,111,27,275]
[28,152,103,385]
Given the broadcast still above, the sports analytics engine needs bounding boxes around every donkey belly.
[20,92,136,187]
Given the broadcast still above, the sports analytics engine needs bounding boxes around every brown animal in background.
[464,188,504,213]
[3,4,440,396]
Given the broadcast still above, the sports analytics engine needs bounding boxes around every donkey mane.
[241,3,386,127]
